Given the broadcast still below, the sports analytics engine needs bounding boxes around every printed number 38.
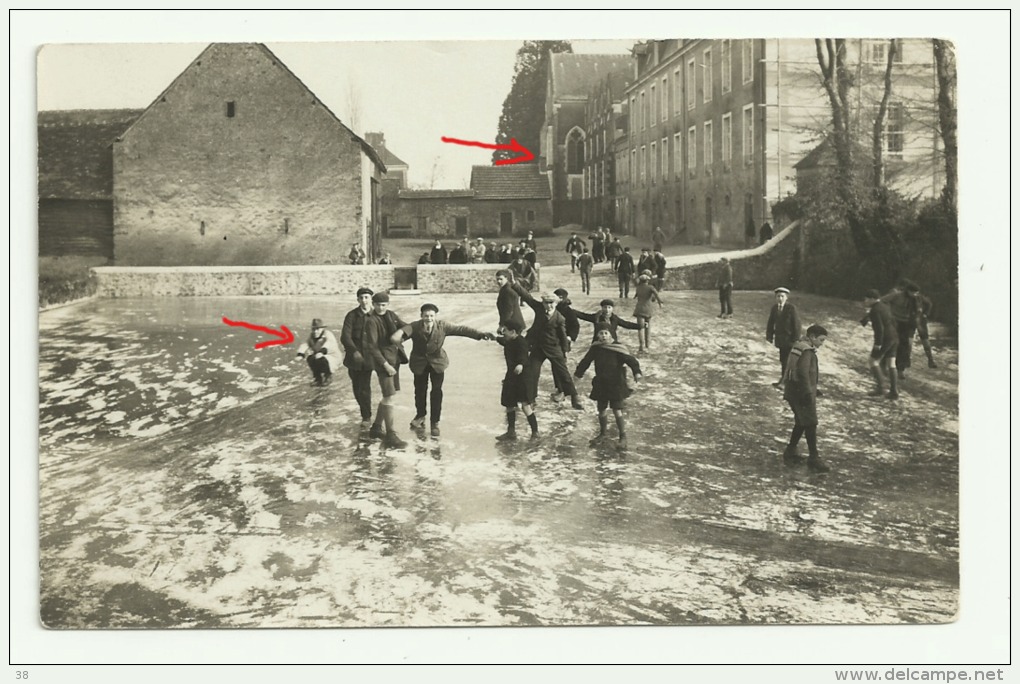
[15,673,28,680]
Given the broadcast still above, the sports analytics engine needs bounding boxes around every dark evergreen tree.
[492,40,572,164]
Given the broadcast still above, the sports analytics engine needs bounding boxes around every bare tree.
[871,40,898,189]
[344,76,362,135]
[932,39,957,215]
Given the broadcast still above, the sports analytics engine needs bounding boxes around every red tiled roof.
[550,53,633,100]
[38,109,142,199]
[469,164,551,200]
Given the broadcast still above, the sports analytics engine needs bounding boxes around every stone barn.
[112,42,385,266]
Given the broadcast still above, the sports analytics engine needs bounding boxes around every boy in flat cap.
[782,324,830,472]
[510,284,584,410]
[577,248,594,295]
[765,286,802,389]
[296,318,340,386]
[716,257,734,318]
[574,323,642,449]
[632,274,663,352]
[364,292,411,448]
[391,303,491,437]
[495,269,526,335]
[340,287,376,426]
[574,298,643,344]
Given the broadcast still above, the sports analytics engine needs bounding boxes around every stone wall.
[94,265,394,297]
[416,264,541,294]
[471,199,553,238]
[590,221,800,292]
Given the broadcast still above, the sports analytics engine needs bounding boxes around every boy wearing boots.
[364,292,411,449]
[494,321,539,441]
[782,324,830,472]
[862,289,900,400]
[574,324,642,449]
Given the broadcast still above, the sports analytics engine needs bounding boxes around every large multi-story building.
[616,38,944,247]
[540,53,632,227]
[581,68,632,233]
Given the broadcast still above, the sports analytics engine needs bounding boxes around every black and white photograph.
[13,8,1010,673]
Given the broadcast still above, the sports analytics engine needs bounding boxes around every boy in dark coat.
[340,287,376,427]
[574,324,642,449]
[494,320,539,441]
[652,249,667,291]
[512,283,584,410]
[364,292,411,448]
[565,233,586,273]
[574,299,643,344]
[862,289,900,399]
[782,324,829,472]
[765,286,802,389]
[495,269,526,335]
[577,248,594,295]
[881,280,921,380]
[549,288,580,403]
[391,303,491,437]
[616,246,636,299]
[912,288,937,368]
[716,258,734,318]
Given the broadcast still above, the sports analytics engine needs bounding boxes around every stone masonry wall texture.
[94,266,395,298]
[416,265,541,294]
[113,44,366,267]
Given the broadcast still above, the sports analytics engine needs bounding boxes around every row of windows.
[585,103,904,194]
[616,105,755,189]
[629,39,755,136]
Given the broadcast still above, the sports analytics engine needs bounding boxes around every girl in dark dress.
[494,321,539,441]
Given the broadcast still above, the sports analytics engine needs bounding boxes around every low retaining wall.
[661,222,800,291]
[591,222,801,292]
[416,264,541,293]
[93,265,395,297]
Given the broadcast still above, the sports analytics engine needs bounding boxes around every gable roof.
[469,164,551,200]
[118,43,385,172]
[38,109,143,199]
[550,53,633,100]
[794,138,834,170]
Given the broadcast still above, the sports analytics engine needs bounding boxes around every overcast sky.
[37,39,632,188]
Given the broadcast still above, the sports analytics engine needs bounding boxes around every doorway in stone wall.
[455,216,468,237]
[500,212,513,236]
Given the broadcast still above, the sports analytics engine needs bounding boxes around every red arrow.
[222,317,295,350]
[441,136,535,166]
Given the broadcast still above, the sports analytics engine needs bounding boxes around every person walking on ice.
[765,286,802,389]
[391,303,491,437]
[574,323,642,450]
[632,274,662,352]
[781,324,830,473]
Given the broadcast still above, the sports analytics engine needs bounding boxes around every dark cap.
[420,303,439,314]
[495,269,511,279]
[311,318,325,328]
[864,289,881,300]
[356,287,374,297]
[553,288,569,298]
[599,298,615,307]
[594,322,612,333]
[372,292,390,304]
[503,320,523,333]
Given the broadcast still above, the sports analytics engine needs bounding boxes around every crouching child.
[297,318,340,386]
[495,320,539,441]
[574,323,642,449]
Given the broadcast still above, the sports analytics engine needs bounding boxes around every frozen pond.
[39,285,959,627]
